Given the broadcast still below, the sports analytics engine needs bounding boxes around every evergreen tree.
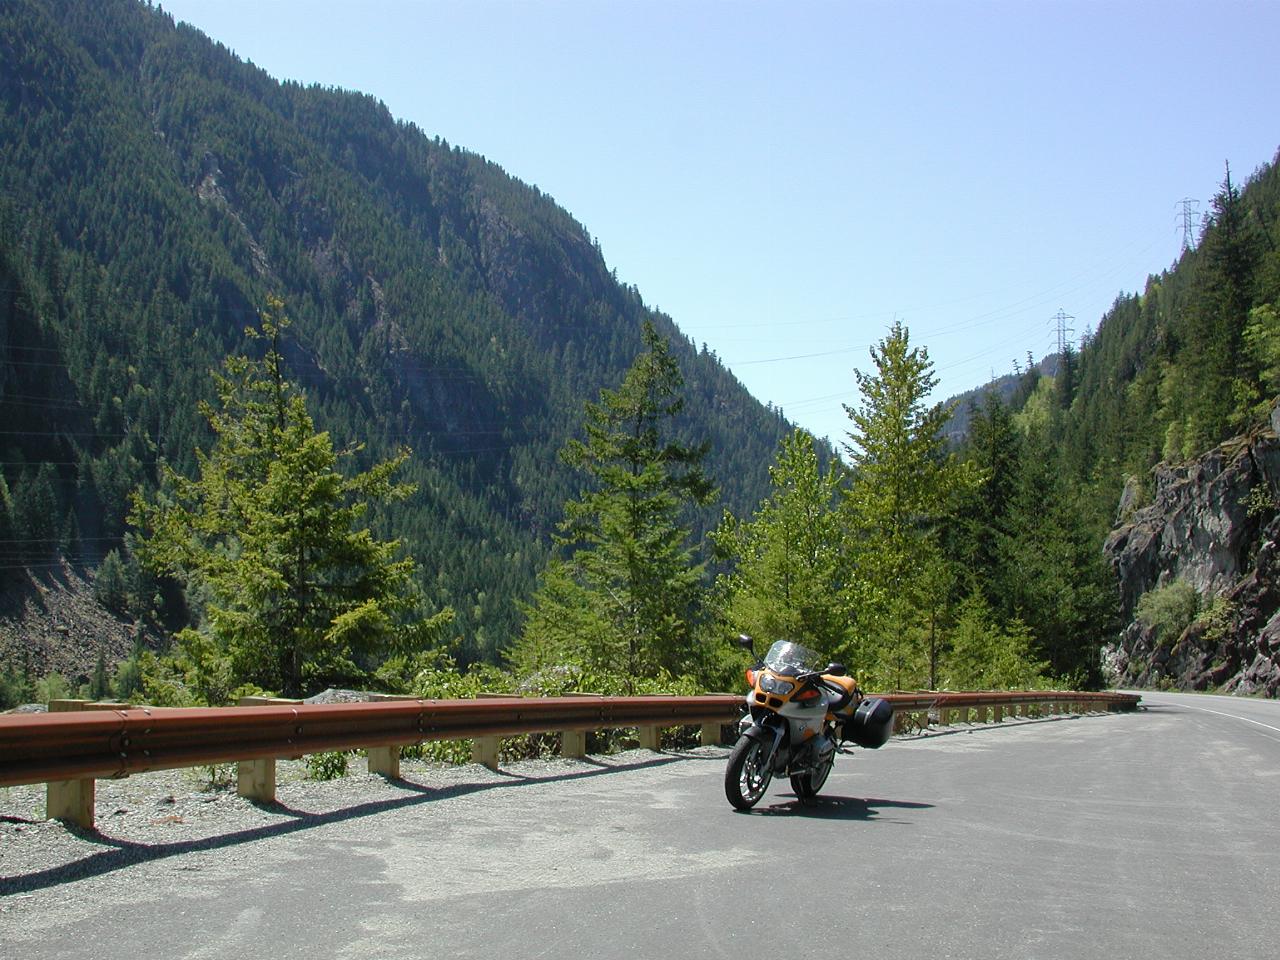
[89,648,112,700]
[1055,342,1078,410]
[943,590,1046,690]
[94,548,129,615]
[512,321,716,685]
[842,322,974,688]
[712,429,849,656]
[949,392,1022,602]
[1183,164,1263,447]
[13,464,58,561]
[0,473,15,561]
[132,298,453,696]
[997,428,1116,685]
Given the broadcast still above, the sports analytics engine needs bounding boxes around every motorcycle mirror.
[736,633,755,652]
[825,662,847,676]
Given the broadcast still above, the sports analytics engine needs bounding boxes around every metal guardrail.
[0,689,1139,828]
[882,689,1140,731]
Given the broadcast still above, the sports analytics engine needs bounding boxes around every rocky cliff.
[1103,406,1280,694]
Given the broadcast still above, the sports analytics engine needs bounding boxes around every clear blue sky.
[158,0,1279,447]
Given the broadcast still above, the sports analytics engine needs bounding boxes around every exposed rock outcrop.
[1103,412,1280,694]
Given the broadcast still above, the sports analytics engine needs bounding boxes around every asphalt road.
[4,691,1279,959]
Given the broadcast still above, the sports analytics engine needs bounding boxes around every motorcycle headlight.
[758,674,795,696]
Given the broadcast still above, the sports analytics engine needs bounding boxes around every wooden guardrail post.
[700,722,723,746]
[236,696,302,801]
[367,694,419,777]
[472,693,521,770]
[45,700,125,829]
[561,729,587,758]
[471,735,501,769]
[559,692,604,759]
[637,724,661,750]
[366,745,400,778]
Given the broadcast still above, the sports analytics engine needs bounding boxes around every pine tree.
[0,473,15,561]
[1056,342,1078,410]
[1184,164,1263,447]
[132,297,453,696]
[512,321,716,685]
[949,392,1021,601]
[997,428,1116,685]
[94,548,129,615]
[712,429,849,656]
[842,322,974,688]
[943,590,1045,690]
[14,464,58,561]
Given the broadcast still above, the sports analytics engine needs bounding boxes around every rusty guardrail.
[882,689,1140,731]
[0,689,1138,828]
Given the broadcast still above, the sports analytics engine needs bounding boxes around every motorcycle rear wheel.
[789,752,834,800]
[725,735,773,810]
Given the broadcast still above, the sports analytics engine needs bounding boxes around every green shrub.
[1197,595,1237,646]
[397,661,708,765]
[0,664,32,710]
[1135,581,1200,648]
[112,655,144,700]
[305,751,350,780]
[33,672,71,703]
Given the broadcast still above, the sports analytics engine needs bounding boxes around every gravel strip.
[0,748,705,898]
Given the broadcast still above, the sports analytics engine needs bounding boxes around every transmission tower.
[1051,308,1075,357]
[1177,198,1200,251]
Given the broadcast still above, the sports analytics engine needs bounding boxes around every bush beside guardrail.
[0,689,1140,828]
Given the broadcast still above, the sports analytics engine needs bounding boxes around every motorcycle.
[724,635,893,811]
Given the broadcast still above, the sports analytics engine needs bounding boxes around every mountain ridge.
[0,0,793,667]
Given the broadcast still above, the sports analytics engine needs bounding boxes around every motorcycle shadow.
[747,795,933,820]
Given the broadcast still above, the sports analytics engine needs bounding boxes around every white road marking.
[1160,700,1280,743]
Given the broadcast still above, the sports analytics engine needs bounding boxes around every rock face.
[1103,418,1280,694]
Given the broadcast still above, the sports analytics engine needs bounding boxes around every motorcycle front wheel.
[724,735,773,810]
[789,752,834,800]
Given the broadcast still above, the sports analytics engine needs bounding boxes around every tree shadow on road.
[746,794,933,821]
[0,753,689,896]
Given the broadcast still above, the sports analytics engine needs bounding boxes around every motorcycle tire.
[789,752,834,800]
[724,734,773,810]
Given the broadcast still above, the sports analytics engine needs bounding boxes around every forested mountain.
[1014,156,1280,540]
[5,0,1275,702]
[941,354,1060,445]
[0,0,790,666]
[954,153,1280,691]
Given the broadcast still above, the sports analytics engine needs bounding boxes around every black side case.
[844,697,893,749]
